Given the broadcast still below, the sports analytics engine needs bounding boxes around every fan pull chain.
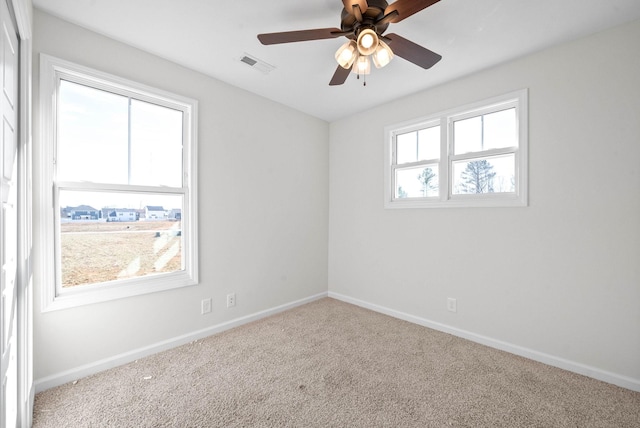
[356,72,366,86]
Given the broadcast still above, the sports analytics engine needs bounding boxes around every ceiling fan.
[257,0,443,86]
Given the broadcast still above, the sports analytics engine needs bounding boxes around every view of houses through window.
[39,54,198,309]
[58,191,183,288]
[55,77,187,290]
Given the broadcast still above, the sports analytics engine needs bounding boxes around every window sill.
[41,271,198,312]
[384,193,528,209]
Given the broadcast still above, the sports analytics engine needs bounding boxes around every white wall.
[32,10,329,382]
[32,8,640,392]
[329,19,640,387]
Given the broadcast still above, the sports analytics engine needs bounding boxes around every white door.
[0,0,19,426]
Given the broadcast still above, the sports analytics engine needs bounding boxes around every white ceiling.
[33,0,640,122]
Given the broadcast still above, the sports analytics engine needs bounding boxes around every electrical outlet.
[226,293,236,308]
[447,298,457,313]
[201,298,212,315]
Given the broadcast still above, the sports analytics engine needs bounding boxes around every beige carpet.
[33,298,640,427]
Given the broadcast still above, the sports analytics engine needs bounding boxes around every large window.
[385,90,528,208]
[39,55,198,310]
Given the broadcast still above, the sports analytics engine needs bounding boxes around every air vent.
[241,56,257,66]
[239,53,275,75]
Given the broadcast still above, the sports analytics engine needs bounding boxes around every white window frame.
[384,89,528,208]
[38,54,199,311]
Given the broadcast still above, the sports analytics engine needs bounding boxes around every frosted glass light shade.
[372,40,394,68]
[335,40,358,69]
[352,54,371,75]
[356,28,379,56]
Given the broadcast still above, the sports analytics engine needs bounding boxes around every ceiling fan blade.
[258,28,343,45]
[384,0,440,23]
[385,33,442,69]
[329,65,351,86]
[353,4,364,22]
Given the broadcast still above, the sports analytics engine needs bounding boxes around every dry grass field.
[60,220,182,287]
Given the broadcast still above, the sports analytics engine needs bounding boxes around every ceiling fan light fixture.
[352,54,371,75]
[257,0,444,86]
[372,40,393,68]
[356,28,379,56]
[335,40,358,69]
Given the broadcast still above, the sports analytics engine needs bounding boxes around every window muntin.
[40,54,198,311]
[385,90,527,208]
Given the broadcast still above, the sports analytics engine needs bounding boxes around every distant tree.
[397,186,408,198]
[494,174,516,193]
[418,167,437,196]
[459,160,495,193]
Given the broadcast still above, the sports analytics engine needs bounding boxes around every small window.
[385,90,528,208]
[39,55,199,310]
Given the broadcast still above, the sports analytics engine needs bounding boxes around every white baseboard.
[34,292,328,393]
[328,291,640,393]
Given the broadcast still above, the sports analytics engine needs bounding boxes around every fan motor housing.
[340,0,390,36]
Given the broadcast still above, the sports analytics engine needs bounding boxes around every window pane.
[453,116,482,155]
[130,99,183,187]
[395,165,439,198]
[484,108,517,150]
[417,126,440,161]
[57,80,129,183]
[58,190,183,288]
[396,131,417,164]
[452,154,515,195]
[397,126,440,164]
[454,108,517,155]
